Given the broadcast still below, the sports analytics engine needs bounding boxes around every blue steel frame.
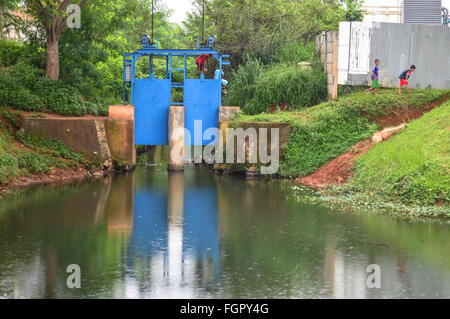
[123,38,230,146]
[123,40,230,106]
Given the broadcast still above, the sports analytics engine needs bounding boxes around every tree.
[183,0,347,66]
[342,0,365,22]
[55,0,177,100]
[25,0,88,80]
[0,0,21,39]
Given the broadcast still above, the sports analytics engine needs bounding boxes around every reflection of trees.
[0,174,135,298]
[355,216,450,272]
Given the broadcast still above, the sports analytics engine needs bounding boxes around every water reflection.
[127,170,220,298]
[0,166,449,299]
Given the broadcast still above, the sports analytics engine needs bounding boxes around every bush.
[246,64,327,114]
[277,41,317,64]
[17,151,52,174]
[224,58,264,109]
[224,57,327,114]
[0,71,45,111]
[0,152,19,184]
[0,61,107,116]
[0,40,27,67]
[5,60,46,88]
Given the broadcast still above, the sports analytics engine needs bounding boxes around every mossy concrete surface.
[22,105,136,169]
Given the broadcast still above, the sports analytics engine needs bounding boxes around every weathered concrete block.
[104,118,135,168]
[22,105,136,169]
[104,105,136,169]
[240,122,291,153]
[223,122,291,164]
[22,118,111,163]
[109,105,134,120]
[219,106,240,122]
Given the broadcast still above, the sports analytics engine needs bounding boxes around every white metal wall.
[338,21,450,89]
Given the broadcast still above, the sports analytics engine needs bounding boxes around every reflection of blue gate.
[124,36,229,146]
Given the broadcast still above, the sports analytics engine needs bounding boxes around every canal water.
[0,165,449,299]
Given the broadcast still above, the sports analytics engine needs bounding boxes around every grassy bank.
[346,101,450,206]
[0,108,88,187]
[232,89,449,177]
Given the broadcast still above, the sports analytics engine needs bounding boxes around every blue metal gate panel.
[134,79,171,145]
[184,79,220,146]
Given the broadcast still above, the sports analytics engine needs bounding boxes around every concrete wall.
[338,21,450,89]
[316,31,339,100]
[22,106,136,169]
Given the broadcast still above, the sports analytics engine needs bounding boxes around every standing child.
[369,59,380,94]
[214,69,228,94]
[398,65,416,94]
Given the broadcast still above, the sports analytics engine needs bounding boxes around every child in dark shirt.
[399,65,416,94]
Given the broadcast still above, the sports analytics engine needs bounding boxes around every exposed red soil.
[374,96,449,127]
[297,96,449,188]
[297,139,375,188]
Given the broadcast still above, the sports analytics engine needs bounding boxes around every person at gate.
[214,69,228,94]
[368,59,380,94]
[196,54,213,75]
[398,65,416,94]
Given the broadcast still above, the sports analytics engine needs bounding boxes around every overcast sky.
[166,0,194,24]
[166,0,450,24]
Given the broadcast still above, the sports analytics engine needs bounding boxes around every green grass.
[231,89,449,177]
[0,108,87,185]
[224,57,327,114]
[346,101,450,206]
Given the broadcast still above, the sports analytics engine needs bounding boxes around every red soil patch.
[374,96,449,127]
[297,139,374,188]
[297,96,449,188]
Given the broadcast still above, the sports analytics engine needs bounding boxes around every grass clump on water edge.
[289,185,450,219]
